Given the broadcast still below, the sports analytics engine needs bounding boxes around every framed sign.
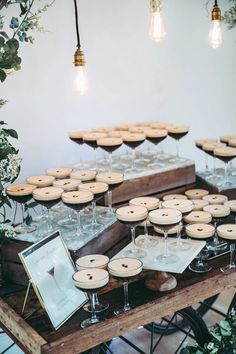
[19,230,87,329]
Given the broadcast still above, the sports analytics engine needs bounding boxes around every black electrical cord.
[73,0,81,48]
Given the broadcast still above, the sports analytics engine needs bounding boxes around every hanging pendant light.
[73,0,88,95]
[149,0,166,42]
[208,0,223,49]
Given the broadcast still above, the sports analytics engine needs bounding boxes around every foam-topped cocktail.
[6,183,37,234]
[145,129,168,168]
[195,138,217,177]
[129,196,159,248]
[96,172,124,221]
[116,205,148,259]
[186,223,215,273]
[33,187,63,234]
[97,137,123,172]
[185,189,209,200]
[217,224,236,273]
[167,125,189,163]
[162,199,193,251]
[46,167,72,179]
[149,208,182,264]
[72,268,109,328]
[214,146,236,188]
[83,132,107,172]
[122,133,145,173]
[203,194,228,205]
[70,169,96,182]
[27,175,55,188]
[108,257,142,314]
[202,142,226,182]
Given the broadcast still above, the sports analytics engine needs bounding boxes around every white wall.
[2,0,236,181]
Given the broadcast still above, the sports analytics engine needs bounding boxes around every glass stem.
[144,221,148,238]
[90,292,99,321]
[94,148,98,172]
[213,221,219,245]
[205,153,209,171]
[176,140,180,158]
[155,144,159,164]
[92,200,97,225]
[46,207,52,233]
[229,244,235,268]
[197,252,204,267]
[163,230,169,257]
[131,226,136,247]
[21,203,27,226]
[123,280,130,311]
[108,152,113,172]
[224,162,229,185]
[177,222,182,245]
[77,210,82,234]
[107,190,113,214]
[213,157,216,177]
[131,149,136,171]
[79,144,83,165]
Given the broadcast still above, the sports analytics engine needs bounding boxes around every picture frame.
[19,230,87,330]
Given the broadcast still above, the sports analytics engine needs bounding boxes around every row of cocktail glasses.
[195,136,236,189]
[69,123,190,174]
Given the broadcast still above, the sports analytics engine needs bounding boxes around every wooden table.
[0,255,235,354]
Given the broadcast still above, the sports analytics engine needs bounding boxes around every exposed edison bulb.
[74,66,88,95]
[149,10,166,42]
[208,19,223,49]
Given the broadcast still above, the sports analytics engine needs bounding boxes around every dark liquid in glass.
[8,194,32,204]
[146,136,166,145]
[63,200,91,212]
[70,137,84,145]
[34,198,61,209]
[84,140,98,149]
[168,132,188,140]
[99,144,122,153]
[123,141,144,149]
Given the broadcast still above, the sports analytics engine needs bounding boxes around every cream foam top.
[185,189,209,200]
[203,204,230,218]
[129,197,160,211]
[33,187,63,201]
[73,269,109,289]
[202,142,225,152]
[62,190,93,204]
[53,179,81,191]
[191,199,209,211]
[116,205,148,222]
[79,182,108,194]
[149,208,182,225]
[76,254,109,270]
[68,131,87,139]
[108,258,142,277]
[136,120,154,126]
[184,211,212,224]
[185,223,215,239]
[145,129,168,138]
[7,183,36,197]
[214,146,236,157]
[97,137,122,146]
[83,132,107,141]
[162,199,193,214]
[217,224,236,240]
[46,167,72,179]
[27,175,55,187]
[115,123,135,131]
[70,170,96,181]
[220,135,236,143]
[96,172,124,185]
[195,139,217,147]
[122,133,145,142]
[224,200,236,212]
[162,194,188,201]
[150,123,169,129]
[92,127,113,133]
[129,126,149,133]
[167,125,189,134]
[108,131,125,138]
[203,194,228,205]
[229,138,236,147]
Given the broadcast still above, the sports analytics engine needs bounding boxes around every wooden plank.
[196,175,236,199]
[0,298,46,354]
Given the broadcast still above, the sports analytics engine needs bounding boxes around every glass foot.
[155,253,179,265]
[81,316,100,328]
[207,241,227,251]
[124,248,146,259]
[168,240,191,252]
[220,264,236,273]
[114,305,131,315]
[189,262,212,273]
[15,223,37,234]
[57,218,77,227]
[83,301,109,313]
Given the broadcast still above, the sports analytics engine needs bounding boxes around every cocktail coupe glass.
[122,134,146,174]
[149,123,170,161]
[83,132,107,173]
[129,126,150,165]
[108,257,142,315]
[6,184,37,234]
[62,190,94,248]
[68,131,89,169]
[96,172,124,222]
[217,224,236,273]
[149,208,182,264]
[72,268,109,328]
[76,254,109,313]
[161,199,193,252]
[53,178,81,227]
[129,197,160,248]
[145,129,168,168]
[168,125,189,163]
[97,137,123,172]
[116,205,148,259]
[214,147,236,189]
[32,187,63,235]
[202,143,225,183]
[92,128,113,167]
[195,139,217,177]
[203,204,230,251]
[79,182,109,233]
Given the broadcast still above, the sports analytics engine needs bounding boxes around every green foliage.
[180,309,236,354]
[0,0,54,82]
[222,1,236,30]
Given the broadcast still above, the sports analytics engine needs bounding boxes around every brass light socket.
[150,0,162,13]
[74,48,86,67]
[211,4,221,21]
